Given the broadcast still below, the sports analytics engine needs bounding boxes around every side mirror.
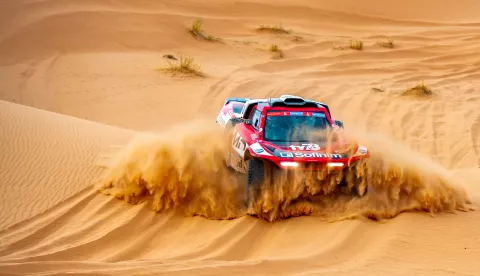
[230,117,250,125]
[229,117,242,126]
[334,120,344,129]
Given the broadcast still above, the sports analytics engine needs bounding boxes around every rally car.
[216,95,369,205]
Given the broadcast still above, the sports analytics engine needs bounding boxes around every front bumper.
[251,144,370,171]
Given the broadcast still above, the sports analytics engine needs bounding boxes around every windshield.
[263,111,331,142]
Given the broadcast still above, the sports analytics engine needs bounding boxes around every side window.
[250,109,261,130]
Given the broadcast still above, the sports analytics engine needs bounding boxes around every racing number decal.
[231,129,247,172]
[232,130,246,151]
[236,159,244,170]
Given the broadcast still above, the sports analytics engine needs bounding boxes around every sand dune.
[0,100,134,230]
[1,0,480,275]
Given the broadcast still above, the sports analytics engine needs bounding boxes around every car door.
[229,108,262,173]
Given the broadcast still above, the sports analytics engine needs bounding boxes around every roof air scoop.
[279,95,305,105]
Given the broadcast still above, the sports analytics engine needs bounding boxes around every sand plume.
[97,120,245,220]
[97,120,472,223]
[246,129,472,222]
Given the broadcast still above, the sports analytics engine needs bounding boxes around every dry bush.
[377,36,395,48]
[269,44,285,59]
[371,87,385,92]
[350,40,364,50]
[257,24,291,34]
[333,39,364,51]
[159,55,205,77]
[188,18,221,42]
[402,83,433,97]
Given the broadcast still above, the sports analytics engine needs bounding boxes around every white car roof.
[240,99,267,117]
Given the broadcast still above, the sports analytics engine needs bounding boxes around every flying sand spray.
[97,119,472,222]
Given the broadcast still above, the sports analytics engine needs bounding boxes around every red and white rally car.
[216,95,370,204]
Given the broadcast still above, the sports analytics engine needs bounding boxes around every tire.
[245,158,267,207]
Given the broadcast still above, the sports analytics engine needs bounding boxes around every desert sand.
[1,0,480,275]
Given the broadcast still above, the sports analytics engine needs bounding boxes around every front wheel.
[245,158,269,207]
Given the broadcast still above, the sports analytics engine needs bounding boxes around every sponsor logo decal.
[232,131,246,151]
[279,152,343,159]
[249,142,273,156]
[289,143,320,151]
[289,111,304,116]
[268,112,283,116]
[230,154,247,173]
[357,146,367,155]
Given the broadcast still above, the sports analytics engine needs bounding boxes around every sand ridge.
[1,0,480,275]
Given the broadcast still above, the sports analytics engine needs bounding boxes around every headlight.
[280,161,299,167]
[327,162,344,167]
